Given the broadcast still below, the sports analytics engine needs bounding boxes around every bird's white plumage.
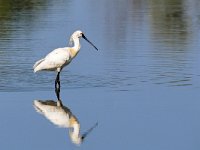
[33,31,84,73]
[33,30,98,100]
[33,100,82,145]
[33,30,97,74]
[33,47,72,72]
[33,100,72,128]
[34,99,98,145]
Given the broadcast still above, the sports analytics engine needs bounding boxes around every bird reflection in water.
[33,99,98,145]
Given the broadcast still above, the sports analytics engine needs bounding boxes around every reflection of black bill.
[81,122,98,140]
[82,34,98,51]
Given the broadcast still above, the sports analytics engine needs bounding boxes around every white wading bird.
[33,30,98,99]
[33,99,98,145]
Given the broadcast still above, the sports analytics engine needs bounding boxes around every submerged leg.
[55,72,61,100]
[55,72,60,89]
[55,88,60,100]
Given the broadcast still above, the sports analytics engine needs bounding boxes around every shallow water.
[0,0,199,91]
[0,0,200,150]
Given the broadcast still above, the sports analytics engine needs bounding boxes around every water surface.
[0,0,200,150]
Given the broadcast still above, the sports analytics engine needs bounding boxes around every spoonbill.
[33,30,98,99]
[33,99,98,145]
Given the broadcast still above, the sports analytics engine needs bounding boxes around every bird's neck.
[73,123,80,136]
[72,38,81,52]
[69,38,81,58]
[69,123,82,144]
[69,116,80,136]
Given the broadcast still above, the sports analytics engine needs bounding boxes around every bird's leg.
[55,87,60,100]
[57,72,61,91]
[55,72,61,100]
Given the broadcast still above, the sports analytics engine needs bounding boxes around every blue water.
[0,0,200,150]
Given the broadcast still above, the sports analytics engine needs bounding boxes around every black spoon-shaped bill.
[82,34,98,51]
[81,122,98,140]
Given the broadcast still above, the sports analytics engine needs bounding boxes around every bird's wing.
[33,58,45,69]
[44,47,71,69]
[46,47,70,58]
[33,47,71,72]
[46,47,70,60]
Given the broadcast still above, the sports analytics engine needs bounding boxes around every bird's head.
[71,30,83,39]
[69,121,98,145]
[69,120,82,145]
[69,30,98,51]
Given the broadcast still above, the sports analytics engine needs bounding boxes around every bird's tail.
[33,58,45,72]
